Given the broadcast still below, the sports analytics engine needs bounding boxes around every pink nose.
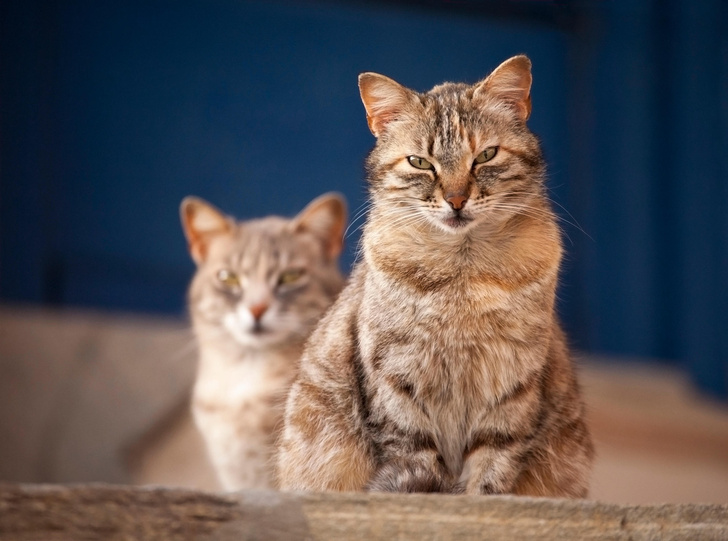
[445,192,468,210]
[249,303,268,321]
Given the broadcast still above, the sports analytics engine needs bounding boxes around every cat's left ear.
[292,192,348,260]
[475,55,533,121]
[359,72,416,137]
[180,196,233,265]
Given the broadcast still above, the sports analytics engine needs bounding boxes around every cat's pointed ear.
[292,192,347,260]
[475,55,533,121]
[180,196,233,265]
[359,72,415,137]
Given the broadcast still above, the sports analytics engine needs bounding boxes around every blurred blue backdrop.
[1,0,726,399]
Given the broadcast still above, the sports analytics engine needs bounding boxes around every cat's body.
[278,56,593,496]
[181,193,346,490]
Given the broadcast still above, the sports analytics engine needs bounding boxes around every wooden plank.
[1,484,726,540]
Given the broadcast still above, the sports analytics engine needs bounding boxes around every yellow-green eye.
[279,268,305,285]
[407,156,434,170]
[474,147,498,164]
[216,269,239,288]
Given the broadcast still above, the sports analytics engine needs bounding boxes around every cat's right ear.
[292,192,347,261]
[180,196,233,265]
[474,55,533,121]
[358,73,414,137]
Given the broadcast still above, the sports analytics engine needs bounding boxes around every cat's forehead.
[410,80,518,154]
[240,216,289,237]
[236,217,303,255]
[426,81,472,102]
[206,215,318,267]
[412,83,482,164]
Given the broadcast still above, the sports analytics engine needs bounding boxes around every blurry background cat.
[181,192,346,489]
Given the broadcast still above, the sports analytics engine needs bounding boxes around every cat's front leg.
[367,453,451,493]
[366,427,452,493]
[459,439,528,495]
[277,374,375,491]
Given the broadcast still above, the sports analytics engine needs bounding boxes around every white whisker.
[344,199,374,239]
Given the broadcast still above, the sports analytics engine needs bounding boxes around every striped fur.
[277,56,593,497]
[181,193,346,490]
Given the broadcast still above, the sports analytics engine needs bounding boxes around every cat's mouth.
[233,325,283,347]
[249,320,272,336]
[442,213,473,230]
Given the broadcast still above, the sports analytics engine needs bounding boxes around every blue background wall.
[1,0,726,399]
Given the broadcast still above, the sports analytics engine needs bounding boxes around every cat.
[277,55,594,497]
[180,192,346,490]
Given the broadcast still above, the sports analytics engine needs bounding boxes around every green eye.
[407,156,434,170]
[279,268,305,285]
[216,269,240,288]
[474,147,498,164]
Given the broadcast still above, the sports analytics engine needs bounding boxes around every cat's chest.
[193,350,294,408]
[359,271,548,403]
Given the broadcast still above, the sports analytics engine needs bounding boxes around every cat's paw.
[366,462,449,493]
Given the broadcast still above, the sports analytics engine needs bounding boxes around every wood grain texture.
[1,484,727,541]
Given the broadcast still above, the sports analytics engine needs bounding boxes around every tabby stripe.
[463,430,519,459]
[377,160,400,177]
[524,365,552,440]
[385,373,416,402]
[369,419,438,456]
[560,417,590,446]
[349,317,372,429]
[401,172,433,183]
[383,430,438,456]
[466,368,548,459]
[495,366,542,405]
[498,174,526,183]
[500,145,542,169]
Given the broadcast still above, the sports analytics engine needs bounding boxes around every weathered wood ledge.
[1,484,726,540]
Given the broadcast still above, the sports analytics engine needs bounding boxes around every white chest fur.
[192,347,295,490]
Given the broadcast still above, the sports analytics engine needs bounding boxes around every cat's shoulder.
[298,264,366,371]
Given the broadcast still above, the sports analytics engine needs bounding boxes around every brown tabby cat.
[181,193,346,490]
[277,56,593,497]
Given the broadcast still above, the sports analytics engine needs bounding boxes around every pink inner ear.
[367,111,397,137]
[190,239,207,264]
[477,56,533,121]
[295,201,346,260]
[181,199,232,265]
[359,73,412,137]
[505,92,531,121]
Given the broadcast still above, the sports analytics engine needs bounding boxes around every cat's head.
[180,193,346,350]
[358,55,545,236]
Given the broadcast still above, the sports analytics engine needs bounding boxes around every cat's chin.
[434,214,476,234]
[225,326,287,349]
[443,216,472,229]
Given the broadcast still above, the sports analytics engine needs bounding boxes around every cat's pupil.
[474,147,498,165]
[407,156,433,170]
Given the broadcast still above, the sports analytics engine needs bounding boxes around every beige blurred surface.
[1,304,727,503]
[129,400,220,491]
[582,359,728,504]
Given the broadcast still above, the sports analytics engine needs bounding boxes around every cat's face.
[359,55,544,236]
[181,194,346,350]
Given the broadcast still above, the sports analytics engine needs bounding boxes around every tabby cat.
[277,56,593,496]
[181,193,346,490]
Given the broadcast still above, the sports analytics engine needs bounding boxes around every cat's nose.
[445,191,469,210]
[249,303,269,321]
